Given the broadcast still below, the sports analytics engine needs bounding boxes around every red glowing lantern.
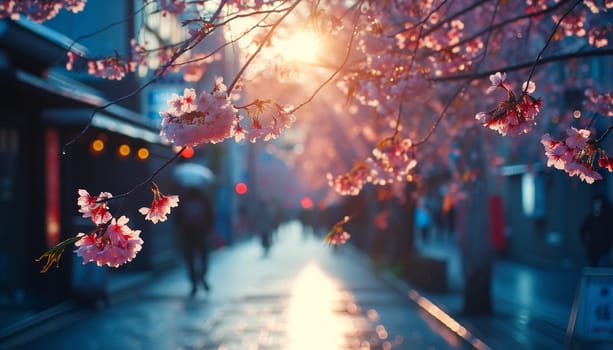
[235,182,248,195]
[181,146,194,158]
[300,196,313,209]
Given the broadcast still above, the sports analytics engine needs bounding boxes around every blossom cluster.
[324,216,351,245]
[541,127,613,184]
[139,183,179,224]
[367,137,417,185]
[66,50,138,81]
[475,72,543,136]
[328,137,417,196]
[160,79,240,146]
[584,89,613,117]
[327,161,371,196]
[74,216,143,268]
[160,78,295,147]
[0,0,86,22]
[37,184,178,271]
[73,189,144,268]
[588,25,609,48]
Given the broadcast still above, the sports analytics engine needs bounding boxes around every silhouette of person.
[579,194,613,267]
[255,199,274,257]
[175,187,214,295]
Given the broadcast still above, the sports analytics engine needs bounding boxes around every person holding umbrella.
[172,162,215,296]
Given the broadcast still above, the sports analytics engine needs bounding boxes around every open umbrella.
[172,162,215,188]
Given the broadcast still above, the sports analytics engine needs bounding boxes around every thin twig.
[109,146,187,201]
[416,0,500,145]
[62,0,229,153]
[290,0,363,113]
[390,0,450,36]
[429,49,613,82]
[524,0,582,93]
[227,0,303,93]
[438,0,572,56]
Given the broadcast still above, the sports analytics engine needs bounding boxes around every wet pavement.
[5,221,470,350]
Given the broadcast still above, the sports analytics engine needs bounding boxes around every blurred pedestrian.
[415,199,432,243]
[579,194,613,267]
[256,199,274,257]
[175,187,215,296]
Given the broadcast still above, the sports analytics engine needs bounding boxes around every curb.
[344,244,493,350]
[0,302,86,349]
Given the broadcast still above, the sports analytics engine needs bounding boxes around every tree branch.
[430,49,613,82]
[227,0,303,93]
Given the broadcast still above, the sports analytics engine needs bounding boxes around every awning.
[1,19,166,145]
[11,68,165,144]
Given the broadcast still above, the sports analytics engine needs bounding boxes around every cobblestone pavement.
[9,221,470,350]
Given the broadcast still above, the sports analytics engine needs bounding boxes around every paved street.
[7,221,469,350]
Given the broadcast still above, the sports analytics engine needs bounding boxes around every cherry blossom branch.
[414,83,470,147]
[524,0,583,93]
[429,49,613,82]
[226,0,303,93]
[106,146,187,202]
[142,3,286,58]
[438,0,572,55]
[416,0,500,146]
[415,2,499,146]
[421,0,490,38]
[391,0,450,35]
[596,125,613,143]
[405,4,432,73]
[217,3,293,26]
[62,1,229,153]
[169,6,284,69]
[63,1,153,57]
[393,103,403,138]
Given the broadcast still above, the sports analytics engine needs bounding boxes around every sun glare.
[275,30,322,63]
[286,263,346,349]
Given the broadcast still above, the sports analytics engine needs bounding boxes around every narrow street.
[9,221,469,350]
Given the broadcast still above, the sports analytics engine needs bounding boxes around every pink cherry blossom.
[246,124,274,143]
[598,154,613,172]
[540,134,570,170]
[367,137,417,185]
[167,88,197,114]
[324,216,351,245]
[66,51,79,71]
[327,162,371,196]
[139,183,179,224]
[238,100,296,143]
[567,161,603,184]
[565,127,590,149]
[584,89,613,117]
[233,120,246,142]
[74,216,143,268]
[522,81,536,94]
[87,56,136,80]
[159,0,186,15]
[486,72,507,94]
[541,128,606,184]
[77,189,113,225]
[588,26,609,48]
[160,78,239,146]
[583,0,613,13]
[130,38,148,67]
[552,10,587,38]
[0,0,85,22]
[476,73,543,136]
